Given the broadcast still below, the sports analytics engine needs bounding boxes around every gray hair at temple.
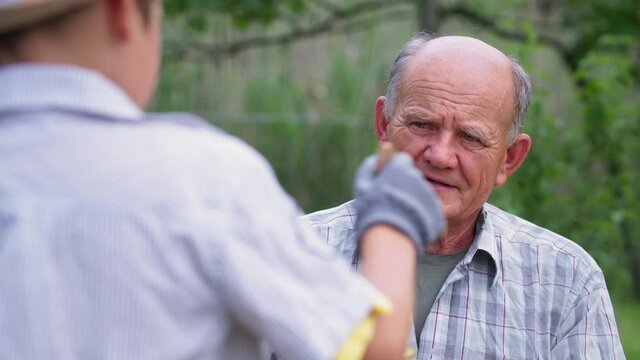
[383,32,532,145]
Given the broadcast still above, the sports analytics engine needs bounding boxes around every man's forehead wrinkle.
[398,81,500,119]
[399,103,491,123]
[399,80,489,106]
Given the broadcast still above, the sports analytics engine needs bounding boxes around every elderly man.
[303,33,625,359]
[0,1,447,359]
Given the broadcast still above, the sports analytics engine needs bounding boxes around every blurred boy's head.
[0,0,163,108]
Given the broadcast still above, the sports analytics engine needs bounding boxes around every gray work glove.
[354,152,445,256]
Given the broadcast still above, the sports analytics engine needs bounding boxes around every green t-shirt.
[414,252,466,343]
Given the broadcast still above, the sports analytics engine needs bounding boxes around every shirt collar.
[461,205,501,289]
[0,63,143,121]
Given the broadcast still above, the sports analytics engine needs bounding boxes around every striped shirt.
[303,200,626,359]
[0,64,381,360]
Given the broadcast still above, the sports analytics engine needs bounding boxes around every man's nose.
[423,133,458,169]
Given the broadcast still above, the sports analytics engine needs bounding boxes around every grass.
[615,301,640,358]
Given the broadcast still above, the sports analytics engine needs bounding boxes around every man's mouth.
[426,176,455,189]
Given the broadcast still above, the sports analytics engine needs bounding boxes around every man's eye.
[406,121,436,136]
[461,133,481,143]
[410,122,433,130]
[460,133,487,149]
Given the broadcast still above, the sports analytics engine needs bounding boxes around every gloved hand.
[354,152,445,256]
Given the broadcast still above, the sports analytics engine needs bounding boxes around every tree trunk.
[416,0,437,32]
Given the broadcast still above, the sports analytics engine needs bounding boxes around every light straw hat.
[0,0,97,34]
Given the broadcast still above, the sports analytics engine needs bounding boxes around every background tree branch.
[164,0,413,60]
[165,1,581,72]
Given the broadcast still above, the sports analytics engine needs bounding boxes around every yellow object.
[334,297,391,360]
[403,347,416,359]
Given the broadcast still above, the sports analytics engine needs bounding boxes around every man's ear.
[375,96,390,142]
[495,133,532,187]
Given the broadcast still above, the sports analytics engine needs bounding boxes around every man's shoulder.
[301,201,359,261]
[485,203,601,273]
[302,200,358,230]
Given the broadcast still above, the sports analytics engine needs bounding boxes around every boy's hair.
[0,0,155,63]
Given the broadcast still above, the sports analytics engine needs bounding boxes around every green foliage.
[614,301,640,358]
[244,63,309,113]
[327,48,365,115]
[572,34,640,298]
[563,0,640,70]
[164,0,307,31]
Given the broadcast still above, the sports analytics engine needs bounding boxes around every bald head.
[384,34,531,144]
[418,36,510,60]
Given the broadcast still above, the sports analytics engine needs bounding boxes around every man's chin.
[432,186,458,206]
[436,199,459,222]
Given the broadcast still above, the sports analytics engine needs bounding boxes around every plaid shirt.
[303,200,626,359]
